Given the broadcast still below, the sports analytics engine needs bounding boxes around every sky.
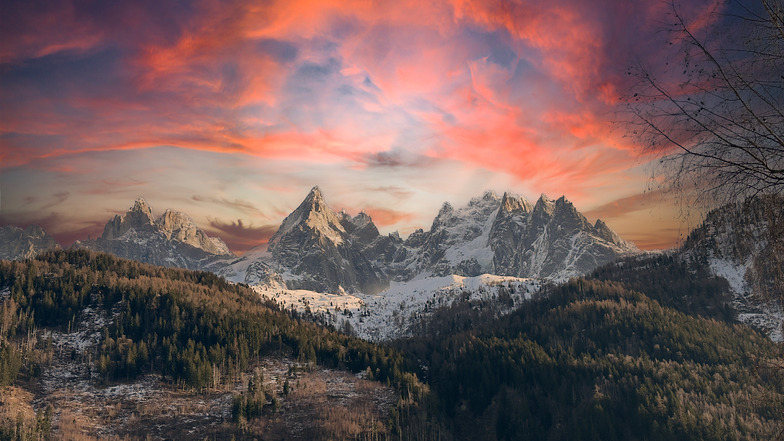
[0,0,729,253]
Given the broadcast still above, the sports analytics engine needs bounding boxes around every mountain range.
[218,186,637,293]
[3,187,781,340]
[72,198,234,271]
[1,187,634,292]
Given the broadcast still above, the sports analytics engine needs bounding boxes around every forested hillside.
[590,254,735,321]
[0,249,424,440]
[396,279,784,441]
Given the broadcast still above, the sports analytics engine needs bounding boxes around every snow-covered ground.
[709,256,783,342]
[254,274,540,341]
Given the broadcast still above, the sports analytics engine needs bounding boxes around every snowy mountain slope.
[683,195,784,341]
[404,191,503,278]
[388,190,636,281]
[0,225,60,260]
[74,197,234,271]
[252,273,540,341]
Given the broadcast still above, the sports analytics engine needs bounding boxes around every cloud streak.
[206,218,278,254]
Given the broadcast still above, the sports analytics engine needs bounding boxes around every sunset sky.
[0,0,729,253]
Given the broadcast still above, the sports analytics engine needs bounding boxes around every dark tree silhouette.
[625,0,784,207]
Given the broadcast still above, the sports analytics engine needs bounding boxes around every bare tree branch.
[623,0,784,210]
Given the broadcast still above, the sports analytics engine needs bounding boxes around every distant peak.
[308,186,323,199]
[156,208,196,230]
[534,194,556,215]
[555,195,575,209]
[352,211,373,229]
[499,192,532,213]
[302,186,327,210]
[102,197,155,240]
[482,190,498,201]
[469,190,501,206]
[130,197,153,216]
[24,224,45,236]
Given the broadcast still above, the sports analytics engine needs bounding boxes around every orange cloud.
[362,207,416,227]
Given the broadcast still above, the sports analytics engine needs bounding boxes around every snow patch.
[253,274,540,342]
[709,255,783,342]
[709,256,752,296]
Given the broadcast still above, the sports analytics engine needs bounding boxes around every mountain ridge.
[73,197,234,271]
[223,187,638,294]
[1,189,637,292]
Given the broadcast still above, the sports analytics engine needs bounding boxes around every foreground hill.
[2,250,782,440]
[684,194,784,339]
[0,249,420,440]
[591,194,784,342]
[396,279,784,441]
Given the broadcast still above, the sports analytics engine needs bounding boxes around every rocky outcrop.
[75,197,233,271]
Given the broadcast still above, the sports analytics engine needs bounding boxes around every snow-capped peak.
[499,192,533,213]
[470,190,500,205]
[438,201,454,216]
[534,194,556,215]
[269,186,347,248]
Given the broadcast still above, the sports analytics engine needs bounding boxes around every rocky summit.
[265,186,388,294]
[74,197,233,271]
